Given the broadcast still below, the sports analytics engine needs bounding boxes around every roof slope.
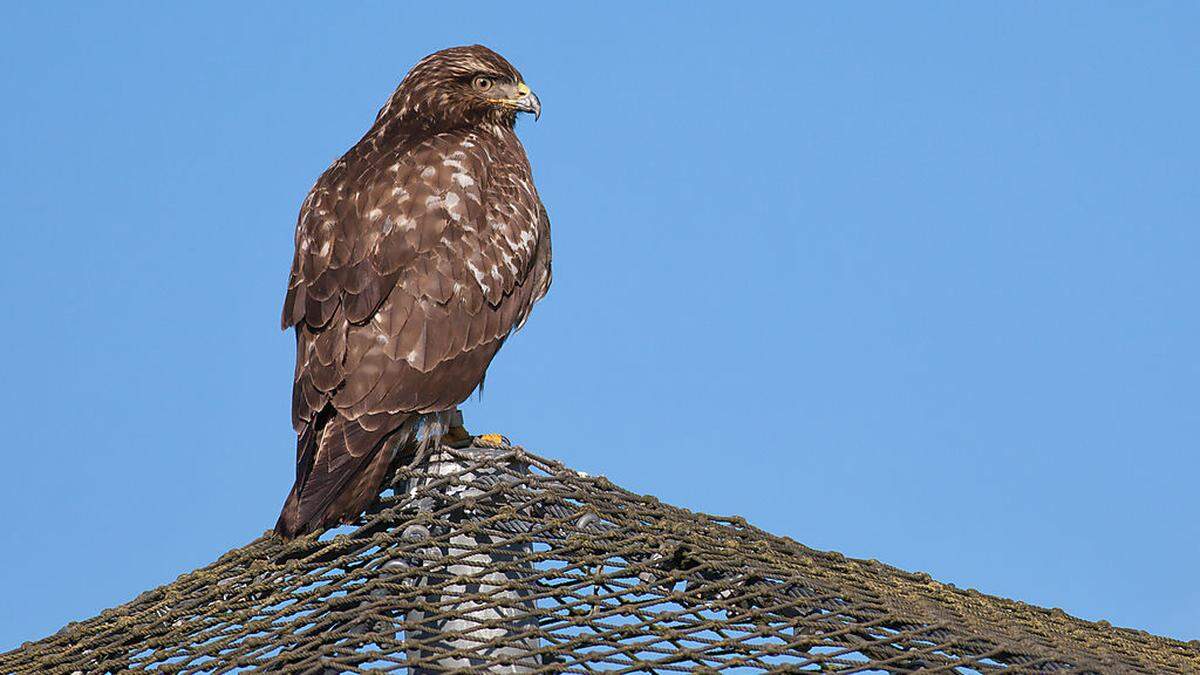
[3,444,1197,673]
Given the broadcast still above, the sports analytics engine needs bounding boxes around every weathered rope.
[3,444,1197,674]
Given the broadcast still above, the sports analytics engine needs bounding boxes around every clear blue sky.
[1,2,1196,650]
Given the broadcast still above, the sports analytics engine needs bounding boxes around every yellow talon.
[474,433,510,448]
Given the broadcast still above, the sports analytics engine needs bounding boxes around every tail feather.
[274,412,418,539]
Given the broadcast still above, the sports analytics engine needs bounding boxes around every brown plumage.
[275,45,552,539]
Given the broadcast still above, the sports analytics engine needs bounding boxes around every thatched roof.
[3,444,1196,673]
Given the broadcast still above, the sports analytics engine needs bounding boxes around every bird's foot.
[442,424,510,449]
[473,433,511,448]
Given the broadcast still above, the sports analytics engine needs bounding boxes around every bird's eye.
[472,76,494,92]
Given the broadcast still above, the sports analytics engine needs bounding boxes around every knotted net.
[3,444,1196,673]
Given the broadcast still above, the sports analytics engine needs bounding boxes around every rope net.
[3,444,1196,674]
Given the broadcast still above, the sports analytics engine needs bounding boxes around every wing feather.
[279,124,552,538]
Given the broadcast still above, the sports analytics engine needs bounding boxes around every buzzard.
[275,45,552,539]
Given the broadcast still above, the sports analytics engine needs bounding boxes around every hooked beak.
[515,82,541,120]
[492,82,541,120]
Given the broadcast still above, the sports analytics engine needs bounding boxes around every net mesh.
[3,444,1196,674]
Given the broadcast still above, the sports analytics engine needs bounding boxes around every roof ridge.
[4,444,1197,673]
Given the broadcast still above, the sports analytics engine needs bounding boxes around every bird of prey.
[274,45,551,539]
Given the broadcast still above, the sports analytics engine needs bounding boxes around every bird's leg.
[441,409,511,449]
[442,422,473,448]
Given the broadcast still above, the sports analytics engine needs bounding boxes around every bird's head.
[380,45,540,131]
